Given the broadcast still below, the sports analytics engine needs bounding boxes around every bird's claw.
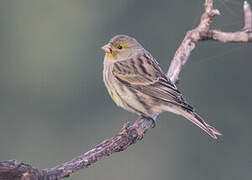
[149,118,156,128]
[132,123,144,140]
[118,122,130,136]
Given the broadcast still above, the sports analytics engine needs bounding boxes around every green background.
[0,0,251,179]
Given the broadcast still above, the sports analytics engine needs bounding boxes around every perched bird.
[101,34,221,139]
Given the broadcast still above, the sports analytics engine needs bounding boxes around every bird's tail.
[176,107,222,139]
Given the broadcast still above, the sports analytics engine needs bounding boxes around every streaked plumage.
[102,34,221,139]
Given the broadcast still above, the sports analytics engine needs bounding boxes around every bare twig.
[0,0,251,180]
[167,0,220,83]
[206,1,252,43]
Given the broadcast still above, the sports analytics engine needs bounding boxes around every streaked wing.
[112,53,193,111]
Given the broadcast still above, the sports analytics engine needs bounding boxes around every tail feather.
[205,123,222,136]
[177,108,222,139]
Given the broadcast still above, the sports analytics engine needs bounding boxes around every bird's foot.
[132,115,145,140]
[118,122,130,136]
[132,124,144,140]
[133,115,156,139]
[148,117,156,128]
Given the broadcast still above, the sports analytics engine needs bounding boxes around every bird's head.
[101,34,143,61]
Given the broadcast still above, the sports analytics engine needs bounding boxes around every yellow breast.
[108,88,123,107]
[103,65,124,108]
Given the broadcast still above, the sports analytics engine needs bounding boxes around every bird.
[101,34,221,139]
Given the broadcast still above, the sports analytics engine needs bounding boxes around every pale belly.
[103,62,163,116]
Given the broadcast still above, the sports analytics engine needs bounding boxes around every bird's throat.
[105,51,118,60]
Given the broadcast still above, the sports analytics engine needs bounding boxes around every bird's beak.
[101,43,112,53]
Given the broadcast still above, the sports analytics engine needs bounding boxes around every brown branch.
[206,1,252,43]
[167,0,220,83]
[0,0,251,180]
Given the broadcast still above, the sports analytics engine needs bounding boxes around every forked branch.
[0,1,251,180]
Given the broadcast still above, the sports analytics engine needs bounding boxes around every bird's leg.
[148,116,156,128]
[133,115,156,139]
[118,122,130,137]
[133,115,145,139]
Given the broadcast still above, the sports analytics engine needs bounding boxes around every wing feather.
[112,53,194,111]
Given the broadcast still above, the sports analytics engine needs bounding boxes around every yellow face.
[105,41,130,60]
[101,35,142,61]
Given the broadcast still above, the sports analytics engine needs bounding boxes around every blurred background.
[0,0,251,179]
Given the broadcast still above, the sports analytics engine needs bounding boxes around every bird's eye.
[117,45,123,50]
